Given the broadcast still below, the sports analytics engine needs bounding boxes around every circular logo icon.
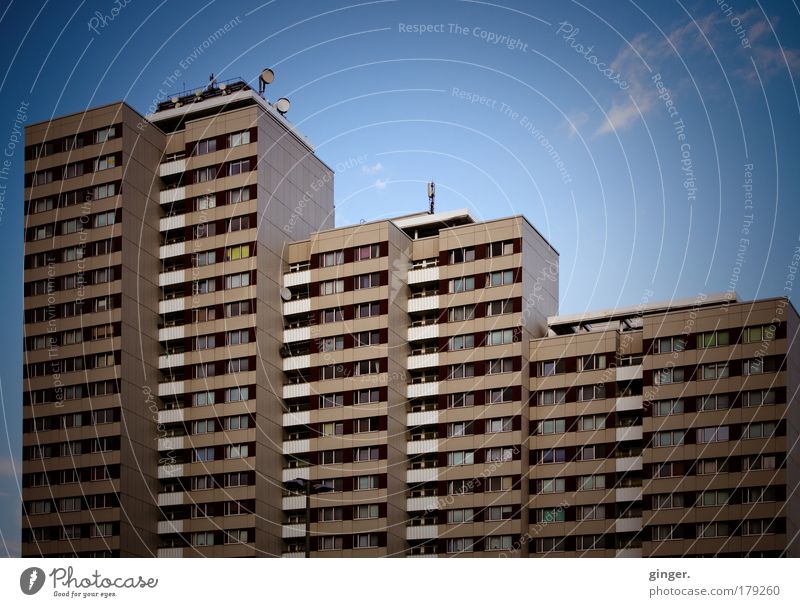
[20,567,46,595]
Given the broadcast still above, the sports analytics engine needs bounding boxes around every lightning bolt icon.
[29,570,38,590]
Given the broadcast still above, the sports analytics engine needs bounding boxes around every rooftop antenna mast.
[427,181,435,214]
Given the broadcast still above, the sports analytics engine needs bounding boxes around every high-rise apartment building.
[20,80,799,558]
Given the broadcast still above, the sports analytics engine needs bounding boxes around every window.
[320,279,344,295]
[447,508,474,523]
[654,462,679,478]
[225,272,251,289]
[697,458,727,475]
[321,364,345,380]
[578,475,606,491]
[447,451,474,466]
[31,197,54,213]
[697,522,730,539]
[226,444,249,459]
[538,419,566,435]
[193,251,217,267]
[449,247,475,264]
[194,223,216,239]
[193,447,216,462]
[538,360,565,376]
[228,159,251,175]
[699,394,730,411]
[65,162,85,179]
[485,477,513,492]
[698,330,729,348]
[94,211,117,229]
[320,307,344,324]
[320,450,342,465]
[62,218,81,235]
[91,523,114,539]
[320,250,343,267]
[226,329,250,346]
[654,430,685,447]
[354,418,378,433]
[653,398,685,416]
[225,244,251,261]
[743,325,776,343]
[447,363,474,379]
[447,392,474,408]
[486,535,513,551]
[94,126,116,143]
[60,497,82,512]
[226,416,250,431]
[700,362,729,380]
[355,360,379,376]
[486,299,513,317]
[580,354,607,371]
[320,422,343,437]
[577,505,606,520]
[226,358,251,373]
[652,525,678,541]
[488,240,514,257]
[696,426,730,444]
[537,478,565,494]
[743,421,776,440]
[194,166,216,183]
[743,389,777,407]
[228,216,250,232]
[540,448,565,464]
[354,302,381,320]
[537,389,566,406]
[447,479,474,495]
[32,169,54,185]
[486,417,513,433]
[577,414,606,431]
[449,276,475,293]
[354,504,380,520]
[192,532,215,547]
[448,334,474,351]
[94,183,116,199]
[578,384,605,401]
[448,304,475,322]
[225,300,252,318]
[354,446,379,462]
[228,130,251,147]
[355,330,380,347]
[225,472,249,487]
[487,328,514,346]
[579,445,602,461]
[320,393,343,408]
[654,367,685,385]
[319,336,344,352]
[31,224,54,241]
[487,269,514,287]
[228,187,251,204]
[489,506,515,521]
[487,387,513,404]
[95,155,116,171]
[354,389,380,405]
[744,455,777,471]
[653,494,684,509]
[744,357,777,375]
[191,475,214,491]
[487,358,513,375]
[193,391,215,406]
[447,422,469,437]
[742,487,777,504]
[742,519,776,536]
[446,538,474,553]
[355,244,380,260]
[654,336,687,353]
[225,529,250,545]
[225,386,250,402]
[355,272,381,289]
[700,489,730,507]
[354,475,379,491]
[353,533,380,549]
[485,447,513,462]
[318,536,343,551]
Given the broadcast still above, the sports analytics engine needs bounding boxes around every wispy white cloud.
[563,110,590,137]
[374,178,388,190]
[361,162,383,175]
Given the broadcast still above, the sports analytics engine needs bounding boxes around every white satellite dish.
[280,287,292,302]
[275,97,291,115]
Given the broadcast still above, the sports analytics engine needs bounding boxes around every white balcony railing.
[159,325,185,342]
[159,298,185,315]
[282,439,310,455]
[407,410,438,427]
[407,353,439,370]
[282,495,307,510]
[157,436,185,452]
[616,364,643,382]
[158,352,184,369]
[407,295,439,313]
[157,547,183,558]
[282,524,306,539]
[159,187,186,205]
[282,383,310,400]
[616,395,644,411]
[406,496,439,512]
[282,411,311,427]
[407,267,439,285]
[615,487,643,503]
[283,270,311,288]
[158,269,186,287]
[407,324,439,342]
[157,464,183,479]
[283,298,311,316]
[159,213,186,232]
[158,409,184,424]
[284,327,311,344]
[615,426,643,442]
[406,468,439,483]
[157,381,185,398]
[407,439,438,455]
[157,492,185,507]
[615,456,643,473]
[615,517,643,534]
[283,355,310,372]
[158,520,184,534]
[159,241,186,259]
[406,525,438,540]
[282,467,310,482]
[407,382,439,398]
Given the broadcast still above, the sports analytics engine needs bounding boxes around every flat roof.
[391,208,476,230]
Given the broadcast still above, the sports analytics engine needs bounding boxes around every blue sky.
[0,0,798,556]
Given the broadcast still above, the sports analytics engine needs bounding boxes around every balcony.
[159,325,185,342]
[282,467,310,482]
[406,496,439,512]
[282,439,310,455]
[407,439,438,455]
[281,552,305,558]
[615,456,643,473]
[159,213,186,232]
[158,380,185,398]
[159,241,186,259]
[616,364,643,382]
[158,352,184,370]
[160,158,186,178]
[283,298,311,316]
[406,468,439,483]
[160,187,185,205]
[408,295,439,313]
[282,383,310,400]
[406,525,438,541]
[615,487,642,503]
[615,426,643,442]
[407,353,439,370]
[282,411,310,427]
[407,382,439,398]
[616,548,642,558]
[158,409,184,424]
[158,436,185,452]
[157,492,185,507]
[157,463,184,479]
[157,547,183,558]
[282,495,307,510]
[284,326,311,344]
[615,517,642,534]
[407,410,438,427]
[407,324,439,342]
[407,267,439,285]
[159,269,186,287]
[159,298,185,314]
[616,395,643,412]
[283,355,310,372]
[282,524,306,539]
[283,270,311,288]
[157,520,184,534]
